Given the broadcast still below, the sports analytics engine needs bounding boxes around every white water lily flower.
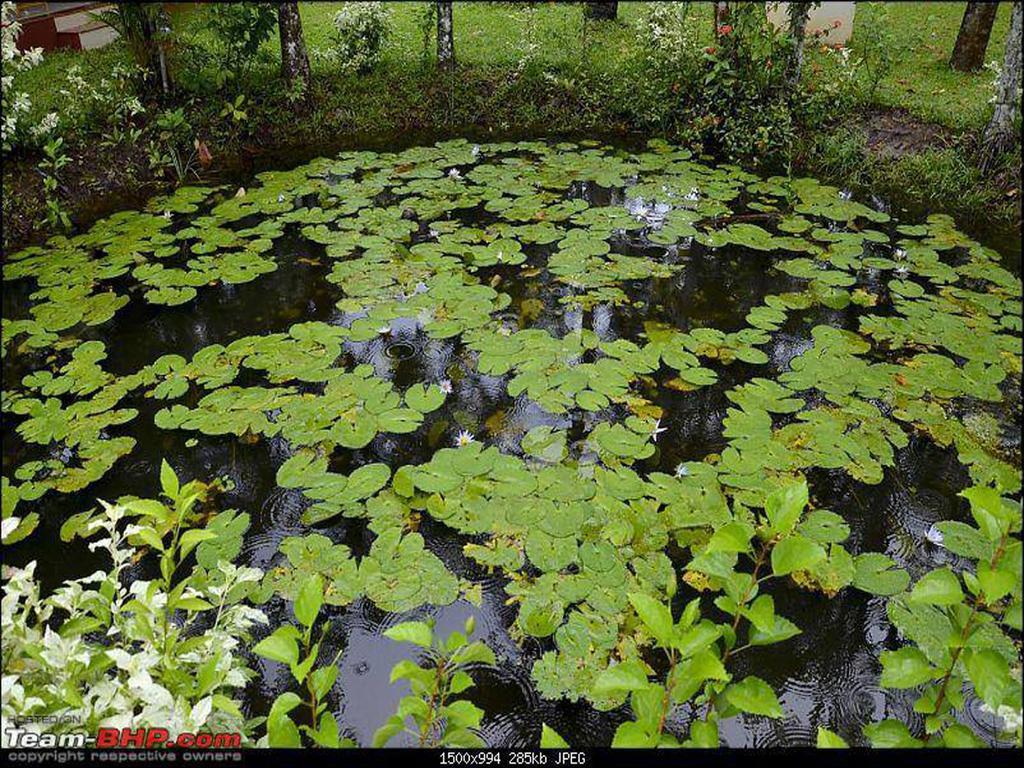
[455,430,475,447]
[377,324,392,335]
[650,419,667,441]
[626,196,651,220]
[439,379,453,394]
[448,168,461,179]
[674,464,689,478]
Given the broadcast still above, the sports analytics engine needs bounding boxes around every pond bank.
[3,110,1020,259]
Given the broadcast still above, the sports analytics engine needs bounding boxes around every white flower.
[377,324,392,335]
[925,524,944,546]
[650,419,667,441]
[674,464,689,478]
[455,430,475,447]
[448,168,461,179]
[29,111,58,138]
[438,379,453,394]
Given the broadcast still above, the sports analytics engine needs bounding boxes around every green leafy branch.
[374,616,495,748]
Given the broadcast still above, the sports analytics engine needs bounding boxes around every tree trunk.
[714,2,730,36]
[950,2,998,72]
[980,2,1022,171]
[278,1,311,93]
[583,2,618,21]
[785,2,812,87]
[135,7,172,98]
[153,6,173,98]
[437,2,455,70]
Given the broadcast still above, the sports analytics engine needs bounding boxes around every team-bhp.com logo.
[5,726,241,749]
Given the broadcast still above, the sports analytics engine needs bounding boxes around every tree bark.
[981,2,1022,171]
[785,2,812,87]
[437,2,455,70]
[278,1,311,93]
[950,2,999,72]
[583,2,618,21]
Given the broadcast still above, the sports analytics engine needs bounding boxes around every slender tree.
[583,2,618,21]
[97,4,172,96]
[714,1,730,36]
[950,2,999,72]
[785,2,813,87]
[278,1,311,94]
[437,1,454,70]
[980,2,1022,171]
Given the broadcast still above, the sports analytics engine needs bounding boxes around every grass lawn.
[854,1,1015,131]
[15,2,1015,133]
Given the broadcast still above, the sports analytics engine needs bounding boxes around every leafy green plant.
[373,617,494,747]
[221,94,249,124]
[38,134,71,232]
[867,486,1022,748]
[93,4,173,93]
[253,574,352,747]
[149,108,200,183]
[1,464,264,743]
[849,1,895,100]
[204,2,277,83]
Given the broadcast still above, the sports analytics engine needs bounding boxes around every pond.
[2,138,1021,747]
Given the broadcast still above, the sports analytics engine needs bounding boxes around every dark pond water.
[2,136,1020,748]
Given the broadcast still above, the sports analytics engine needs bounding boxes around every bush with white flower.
[330,1,391,74]
[1,0,57,151]
[1,466,266,747]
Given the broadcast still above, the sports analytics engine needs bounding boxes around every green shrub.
[329,2,392,74]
